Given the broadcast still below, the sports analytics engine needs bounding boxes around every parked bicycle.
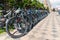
[0,8,48,38]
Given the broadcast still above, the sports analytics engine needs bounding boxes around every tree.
[0,0,45,10]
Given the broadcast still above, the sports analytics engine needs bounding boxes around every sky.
[50,0,60,8]
[39,0,60,8]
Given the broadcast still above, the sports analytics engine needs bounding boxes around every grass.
[0,28,6,34]
[0,27,14,34]
[0,26,14,34]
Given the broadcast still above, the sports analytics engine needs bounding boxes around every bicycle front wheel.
[6,17,28,38]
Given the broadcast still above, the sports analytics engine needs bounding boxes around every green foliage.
[21,0,45,9]
[5,0,16,8]
[1,0,45,9]
[0,7,2,10]
[0,28,6,34]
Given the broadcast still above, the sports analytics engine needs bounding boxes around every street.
[0,12,60,40]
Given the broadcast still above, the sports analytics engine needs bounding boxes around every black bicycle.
[6,8,33,38]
